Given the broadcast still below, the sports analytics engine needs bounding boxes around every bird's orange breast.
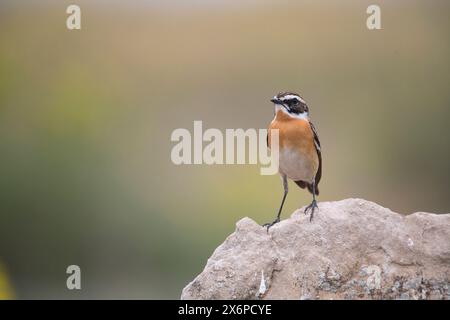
[268,111,315,151]
[268,110,319,178]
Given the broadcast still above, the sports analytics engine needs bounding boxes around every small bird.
[264,92,322,230]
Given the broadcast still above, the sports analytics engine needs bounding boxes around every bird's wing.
[309,121,322,187]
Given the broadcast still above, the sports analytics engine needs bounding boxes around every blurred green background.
[0,0,449,299]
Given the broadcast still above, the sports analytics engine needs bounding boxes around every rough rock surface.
[181,199,450,300]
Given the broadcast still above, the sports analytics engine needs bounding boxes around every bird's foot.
[262,217,280,232]
[304,200,318,222]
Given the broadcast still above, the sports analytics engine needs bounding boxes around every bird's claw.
[304,200,318,222]
[262,217,280,232]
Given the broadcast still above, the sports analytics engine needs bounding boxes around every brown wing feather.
[309,121,322,193]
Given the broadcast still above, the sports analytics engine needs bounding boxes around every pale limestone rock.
[181,199,450,300]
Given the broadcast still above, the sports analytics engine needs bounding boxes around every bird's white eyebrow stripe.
[280,94,306,104]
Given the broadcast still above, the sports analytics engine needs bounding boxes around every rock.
[181,199,450,300]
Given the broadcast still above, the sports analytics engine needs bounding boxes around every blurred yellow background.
[0,0,449,298]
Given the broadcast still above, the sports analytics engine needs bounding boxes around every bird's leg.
[304,181,318,222]
[263,175,288,231]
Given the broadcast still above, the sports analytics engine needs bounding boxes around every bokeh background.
[0,0,449,299]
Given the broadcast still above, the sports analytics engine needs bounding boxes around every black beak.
[270,98,281,104]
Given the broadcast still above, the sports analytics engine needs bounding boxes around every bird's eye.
[291,100,298,105]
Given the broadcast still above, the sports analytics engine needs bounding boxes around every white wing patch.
[314,139,321,152]
[310,121,321,152]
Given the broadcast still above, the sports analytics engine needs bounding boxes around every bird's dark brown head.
[270,92,309,115]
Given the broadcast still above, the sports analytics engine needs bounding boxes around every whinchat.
[264,92,322,230]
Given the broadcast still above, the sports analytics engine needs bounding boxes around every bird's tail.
[295,180,319,196]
